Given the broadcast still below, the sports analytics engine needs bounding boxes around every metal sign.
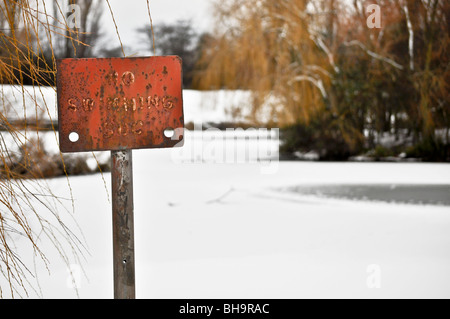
[56,56,185,299]
[57,56,184,152]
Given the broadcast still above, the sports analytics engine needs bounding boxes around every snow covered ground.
[1,143,449,299]
[1,85,450,299]
[0,85,255,125]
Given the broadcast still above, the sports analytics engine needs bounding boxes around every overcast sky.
[101,0,214,55]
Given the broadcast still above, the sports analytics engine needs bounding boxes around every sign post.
[111,149,135,299]
[56,56,184,299]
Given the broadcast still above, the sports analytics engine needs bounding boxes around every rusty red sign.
[56,56,184,152]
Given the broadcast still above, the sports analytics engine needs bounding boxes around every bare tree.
[51,0,103,58]
[138,20,199,88]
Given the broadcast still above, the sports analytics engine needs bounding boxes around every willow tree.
[194,0,368,154]
[195,0,449,156]
[403,0,449,142]
[0,0,88,298]
[195,0,331,126]
[0,0,143,298]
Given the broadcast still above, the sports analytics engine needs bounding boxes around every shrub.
[371,145,395,160]
[280,118,364,161]
[406,138,450,162]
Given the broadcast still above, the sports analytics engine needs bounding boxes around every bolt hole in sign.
[56,56,184,152]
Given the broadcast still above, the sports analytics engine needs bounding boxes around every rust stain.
[56,56,184,152]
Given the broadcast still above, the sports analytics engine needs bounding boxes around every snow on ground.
[1,139,449,299]
[0,84,258,171]
[1,84,450,299]
[0,85,57,122]
[1,85,254,124]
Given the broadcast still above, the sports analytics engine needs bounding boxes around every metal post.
[111,150,135,299]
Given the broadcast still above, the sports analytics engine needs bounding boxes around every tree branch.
[402,2,414,71]
[343,40,404,70]
[289,75,328,99]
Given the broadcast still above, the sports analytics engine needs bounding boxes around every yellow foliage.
[195,0,336,126]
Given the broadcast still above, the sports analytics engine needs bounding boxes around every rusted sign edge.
[56,56,185,153]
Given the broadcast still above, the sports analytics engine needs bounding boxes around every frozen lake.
[1,85,449,298]
[1,144,449,298]
[289,184,450,206]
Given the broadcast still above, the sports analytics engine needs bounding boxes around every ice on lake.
[1,139,449,299]
[288,184,450,206]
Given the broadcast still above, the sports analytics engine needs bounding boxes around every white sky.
[101,0,214,55]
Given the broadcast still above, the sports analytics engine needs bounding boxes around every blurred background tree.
[1,0,104,86]
[194,0,449,161]
[137,19,201,88]
[50,0,103,59]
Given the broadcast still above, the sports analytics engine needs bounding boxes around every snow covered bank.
[1,85,254,125]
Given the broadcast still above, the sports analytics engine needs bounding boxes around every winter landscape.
[0,85,449,299]
[1,0,449,300]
